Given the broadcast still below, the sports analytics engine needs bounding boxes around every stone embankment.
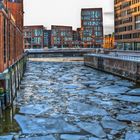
[0,54,27,113]
[84,53,140,83]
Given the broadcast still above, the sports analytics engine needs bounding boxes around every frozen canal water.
[1,59,140,140]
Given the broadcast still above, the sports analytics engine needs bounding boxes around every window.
[133,33,140,38]
[32,37,42,44]
[34,29,43,36]
[24,31,31,37]
[4,18,7,63]
[135,15,140,29]
[8,23,10,60]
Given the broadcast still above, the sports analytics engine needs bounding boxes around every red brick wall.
[7,1,24,58]
[24,26,45,49]
[0,8,23,73]
[0,13,4,72]
[7,1,23,32]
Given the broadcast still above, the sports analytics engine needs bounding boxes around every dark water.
[0,107,20,135]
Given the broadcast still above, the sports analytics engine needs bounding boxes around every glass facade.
[81,8,103,48]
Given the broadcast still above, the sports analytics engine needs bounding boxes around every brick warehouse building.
[81,8,103,48]
[51,25,73,48]
[0,0,24,73]
[115,0,140,50]
[24,25,45,49]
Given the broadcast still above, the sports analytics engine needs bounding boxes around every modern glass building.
[81,8,103,48]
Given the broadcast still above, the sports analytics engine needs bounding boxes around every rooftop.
[81,8,102,11]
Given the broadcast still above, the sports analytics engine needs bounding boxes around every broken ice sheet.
[14,114,81,134]
[95,85,130,94]
[19,135,56,140]
[101,119,127,131]
[68,101,108,116]
[114,95,140,103]
[117,113,140,122]
[63,84,81,89]
[0,135,13,140]
[125,132,140,140]
[77,122,106,138]
[125,88,140,96]
[60,134,88,140]
[19,104,52,115]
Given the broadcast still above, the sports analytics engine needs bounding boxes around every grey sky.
[24,0,114,34]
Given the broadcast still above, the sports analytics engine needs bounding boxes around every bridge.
[26,48,96,57]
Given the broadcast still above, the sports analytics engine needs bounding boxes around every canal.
[1,58,140,140]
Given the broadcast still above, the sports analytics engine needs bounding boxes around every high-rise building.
[81,8,103,48]
[24,25,45,49]
[0,0,24,73]
[51,25,73,48]
[115,0,140,50]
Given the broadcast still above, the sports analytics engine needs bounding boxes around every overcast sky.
[24,0,114,34]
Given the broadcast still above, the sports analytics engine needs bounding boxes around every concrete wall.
[0,54,27,114]
[84,54,140,83]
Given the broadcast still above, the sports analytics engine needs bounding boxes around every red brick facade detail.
[0,0,23,73]
[24,25,45,49]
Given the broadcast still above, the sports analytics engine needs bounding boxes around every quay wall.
[84,54,140,83]
[0,54,27,114]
